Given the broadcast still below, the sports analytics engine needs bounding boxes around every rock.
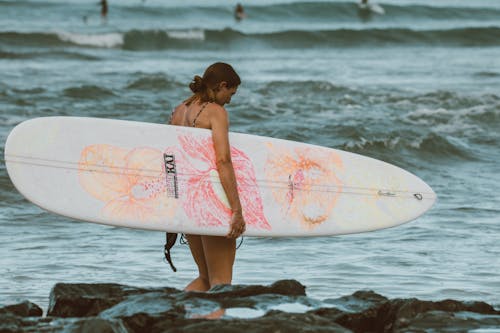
[2,280,499,333]
[395,310,500,333]
[99,291,181,319]
[182,279,308,310]
[121,311,183,333]
[376,297,500,332]
[149,310,351,333]
[65,317,128,333]
[333,303,383,333]
[0,313,23,333]
[187,279,307,299]
[324,290,388,313]
[0,301,43,317]
[48,283,176,317]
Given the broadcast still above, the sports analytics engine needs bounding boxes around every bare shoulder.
[170,103,186,125]
[205,103,228,121]
[173,103,186,114]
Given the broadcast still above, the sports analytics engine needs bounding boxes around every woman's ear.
[218,81,228,90]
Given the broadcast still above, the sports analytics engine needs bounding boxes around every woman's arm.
[210,106,246,238]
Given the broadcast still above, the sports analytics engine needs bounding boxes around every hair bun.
[189,75,205,93]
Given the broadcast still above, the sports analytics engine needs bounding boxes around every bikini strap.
[168,108,176,125]
[192,102,209,127]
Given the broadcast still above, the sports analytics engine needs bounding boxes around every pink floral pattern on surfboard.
[265,143,343,228]
[78,145,177,222]
[78,132,270,231]
[167,133,271,230]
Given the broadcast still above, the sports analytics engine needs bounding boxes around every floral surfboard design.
[5,117,436,236]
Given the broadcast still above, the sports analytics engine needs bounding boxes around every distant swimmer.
[234,3,247,22]
[100,0,108,24]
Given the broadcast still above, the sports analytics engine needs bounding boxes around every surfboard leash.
[164,232,178,272]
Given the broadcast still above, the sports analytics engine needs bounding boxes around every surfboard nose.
[412,174,437,216]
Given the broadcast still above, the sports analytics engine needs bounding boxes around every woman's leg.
[184,234,210,291]
[201,235,236,288]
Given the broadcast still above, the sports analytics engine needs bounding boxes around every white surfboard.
[4,117,435,237]
[358,3,385,15]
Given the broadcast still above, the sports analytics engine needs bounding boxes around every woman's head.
[185,62,241,106]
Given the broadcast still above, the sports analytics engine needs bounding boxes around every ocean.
[1,0,499,315]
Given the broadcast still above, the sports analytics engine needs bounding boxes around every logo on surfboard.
[163,153,178,199]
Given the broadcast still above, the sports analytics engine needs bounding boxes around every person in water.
[100,0,108,23]
[234,3,247,21]
[168,63,246,291]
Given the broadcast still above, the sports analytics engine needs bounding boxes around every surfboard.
[358,3,385,15]
[4,116,435,237]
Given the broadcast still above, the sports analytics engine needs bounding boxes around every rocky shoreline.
[1,280,499,332]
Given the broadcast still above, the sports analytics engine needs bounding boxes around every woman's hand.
[226,210,246,238]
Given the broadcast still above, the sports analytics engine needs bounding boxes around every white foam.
[57,32,124,48]
[166,29,205,41]
[225,307,265,319]
[269,302,313,313]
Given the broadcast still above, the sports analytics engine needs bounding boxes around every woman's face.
[215,82,238,106]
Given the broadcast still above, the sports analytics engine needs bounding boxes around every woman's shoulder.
[205,102,227,117]
[173,103,187,113]
[169,103,187,125]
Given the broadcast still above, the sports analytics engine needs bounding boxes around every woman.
[169,62,246,291]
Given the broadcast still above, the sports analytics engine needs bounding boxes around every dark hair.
[184,62,241,105]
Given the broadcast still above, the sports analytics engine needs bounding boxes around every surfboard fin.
[164,233,178,272]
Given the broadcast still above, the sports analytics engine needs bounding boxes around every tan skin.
[169,81,246,291]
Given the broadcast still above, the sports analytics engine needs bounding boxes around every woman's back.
[170,101,215,130]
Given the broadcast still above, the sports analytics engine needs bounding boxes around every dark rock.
[151,310,351,333]
[377,297,500,332]
[0,301,43,317]
[334,304,382,333]
[65,317,127,333]
[188,279,306,299]
[396,310,500,333]
[122,311,182,333]
[181,280,308,311]
[3,280,500,333]
[47,283,176,317]
[325,290,388,313]
[120,312,161,333]
[0,314,23,333]
[98,292,179,319]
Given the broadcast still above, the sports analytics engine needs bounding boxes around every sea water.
[0,0,499,312]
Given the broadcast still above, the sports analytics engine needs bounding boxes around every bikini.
[191,102,209,127]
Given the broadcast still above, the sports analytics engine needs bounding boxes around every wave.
[56,32,123,49]
[0,32,65,47]
[126,74,183,91]
[257,80,353,95]
[341,131,475,160]
[4,1,500,22]
[474,71,500,78]
[384,90,500,111]
[0,49,30,59]
[0,47,99,60]
[63,85,115,99]
[124,27,500,50]
[242,2,500,22]
[404,104,500,127]
[0,31,123,49]
[2,27,500,51]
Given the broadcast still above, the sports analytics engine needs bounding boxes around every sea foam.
[57,32,124,48]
